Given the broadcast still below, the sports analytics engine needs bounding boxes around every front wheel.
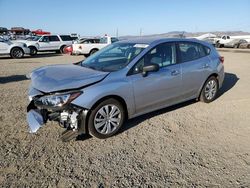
[89,49,98,56]
[88,98,125,139]
[10,47,24,58]
[200,76,219,103]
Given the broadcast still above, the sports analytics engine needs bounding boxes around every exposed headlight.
[36,91,82,108]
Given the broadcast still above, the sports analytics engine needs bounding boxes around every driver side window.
[40,36,49,42]
[131,43,176,74]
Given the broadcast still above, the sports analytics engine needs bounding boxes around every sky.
[0,0,250,36]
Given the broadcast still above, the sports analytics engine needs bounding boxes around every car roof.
[118,37,211,46]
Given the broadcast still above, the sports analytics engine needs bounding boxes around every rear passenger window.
[178,42,208,62]
[49,36,60,41]
[203,46,211,55]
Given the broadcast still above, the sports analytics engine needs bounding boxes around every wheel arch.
[90,95,128,119]
[90,48,99,53]
[28,45,38,50]
[82,94,128,135]
[197,73,219,100]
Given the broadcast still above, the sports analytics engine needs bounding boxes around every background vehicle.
[224,39,248,48]
[21,35,73,55]
[72,36,118,56]
[239,42,250,49]
[0,37,30,58]
[215,35,250,47]
[14,36,41,55]
[27,38,224,140]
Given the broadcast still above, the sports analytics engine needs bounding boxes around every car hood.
[31,64,109,93]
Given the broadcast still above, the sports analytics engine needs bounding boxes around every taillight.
[219,56,224,64]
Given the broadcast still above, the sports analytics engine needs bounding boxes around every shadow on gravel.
[0,75,28,84]
[69,72,239,141]
[120,72,239,135]
[120,99,197,134]
[217,72,239,97]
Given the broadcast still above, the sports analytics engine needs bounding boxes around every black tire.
[89,49,98,55]
[88,98,125,139]
[29,46,37,56]
[60,45,66,54]
[10,47,24,58]
[199,76,219,103]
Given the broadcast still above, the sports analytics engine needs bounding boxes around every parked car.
[72,36,118,56]
[75,38,100,44]
[26,38,224,141]
[14,36,41,55]
[0,37,30,58]
[22,35,73,55]
[63,45,73,54]
[239,42,250,49]
[224,39,248,48]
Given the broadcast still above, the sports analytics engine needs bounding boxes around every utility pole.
[140,28,142,36]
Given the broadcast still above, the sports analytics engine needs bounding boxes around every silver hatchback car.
[27,38,224,140]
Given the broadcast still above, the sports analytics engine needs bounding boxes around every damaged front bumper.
[26,100,89,136]
[27,109,45,133]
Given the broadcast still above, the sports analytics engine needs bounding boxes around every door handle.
[171,70,180,76]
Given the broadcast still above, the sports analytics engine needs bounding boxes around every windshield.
[81,43,148,72]
[26,36,41,41]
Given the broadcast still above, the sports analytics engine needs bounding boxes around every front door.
[128,42,182,115]
[38,36,51,51]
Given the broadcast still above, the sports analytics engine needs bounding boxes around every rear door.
[177,42,211,99]
[128,42,182,114]
[48,35,61,50]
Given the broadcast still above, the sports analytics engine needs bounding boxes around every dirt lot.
[0,51,250,187]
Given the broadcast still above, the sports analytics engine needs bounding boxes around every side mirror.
[142,63,159,77]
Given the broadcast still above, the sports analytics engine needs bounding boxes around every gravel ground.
[0,52,250,187]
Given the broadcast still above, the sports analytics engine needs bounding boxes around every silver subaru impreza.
[27,38,224,140]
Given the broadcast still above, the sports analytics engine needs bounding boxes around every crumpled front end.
[26,86,89,138]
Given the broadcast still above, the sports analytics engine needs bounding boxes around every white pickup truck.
[215,35,250,47]
[72,36,118,56]
[0,37,30,58]
[15,35,73,55]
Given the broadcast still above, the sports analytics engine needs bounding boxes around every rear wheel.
[88,98,125,139]
[10,47,24,58]
[60,45,66,54]
[200,76,219,103]
[29,46,37,56]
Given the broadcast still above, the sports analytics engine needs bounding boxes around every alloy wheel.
[204,80,217,100]
[94,104,121,134]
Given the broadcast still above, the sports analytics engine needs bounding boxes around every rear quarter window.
[60,35,73,41]
[178,42,208,62]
